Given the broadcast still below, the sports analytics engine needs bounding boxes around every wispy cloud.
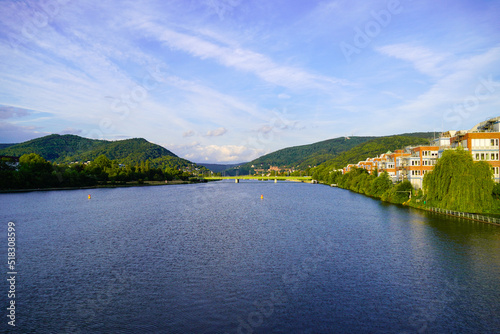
[0,0,499,161]
[136,21,351,92]
[0,105,32,119]
[376,44,451,78]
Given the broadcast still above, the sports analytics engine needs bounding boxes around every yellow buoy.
[260,194,264,199]
[88,194,91,200]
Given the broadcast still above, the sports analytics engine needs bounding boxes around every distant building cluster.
[343,117,500,189]
[251,165,297,176]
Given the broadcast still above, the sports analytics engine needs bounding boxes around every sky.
[1,0,500,163]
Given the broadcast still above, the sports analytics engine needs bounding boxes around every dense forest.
[0,153,206,190]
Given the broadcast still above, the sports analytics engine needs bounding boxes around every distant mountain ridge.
[0,134,178,164]
[1,132,437,174]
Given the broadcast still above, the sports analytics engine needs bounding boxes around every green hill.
[226,136,377,175]
[225,132,435,175]
[310,134,434,183]
[317,135,432,170]
[0,134,181,165]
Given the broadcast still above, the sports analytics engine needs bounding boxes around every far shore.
[0,180,207,193]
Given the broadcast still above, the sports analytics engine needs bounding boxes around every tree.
[17,153,56,188]
[423,148,494,212]
[92,154,112,169]
[370,171,393,197]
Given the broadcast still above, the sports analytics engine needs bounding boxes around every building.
[450,117,500,182]
[403,146,439,189]
[341,116,500,189]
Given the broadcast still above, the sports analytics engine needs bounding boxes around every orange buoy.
[260,194,263,199]
[88,194,91,200]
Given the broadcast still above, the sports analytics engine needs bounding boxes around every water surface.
[1,181,499,333]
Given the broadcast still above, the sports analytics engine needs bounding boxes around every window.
[481,153,485,160]
[476,153,480,160]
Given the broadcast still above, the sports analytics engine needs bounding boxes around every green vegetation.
[0,144,16,150]
[423,148,494,213]
[312,146,500,214]
[226,136,377,175]
[316,167,413,205]
[225,133,433,176]
[0,134,179,165]
[0,153,206,191]
[311,135,431,177]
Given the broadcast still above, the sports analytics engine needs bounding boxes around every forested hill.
[312,134,433,175]
[226,132,435,175]
[0,134,178,164]
[228,136,377,175]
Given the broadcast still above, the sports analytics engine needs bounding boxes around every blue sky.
[1,0,499,163]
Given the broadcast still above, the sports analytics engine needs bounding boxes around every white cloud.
[205,127,227,137]
[182,143,263,163]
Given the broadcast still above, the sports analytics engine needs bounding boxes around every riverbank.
[322,181,500,227]
[0,179,212,193]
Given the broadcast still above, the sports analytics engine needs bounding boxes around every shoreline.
[0,180,206,194]
[320,182,500,227]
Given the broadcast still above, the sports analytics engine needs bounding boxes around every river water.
[0,180,499,333]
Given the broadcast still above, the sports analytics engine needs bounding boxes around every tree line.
[0,153,202,190]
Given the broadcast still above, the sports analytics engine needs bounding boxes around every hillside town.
[343,117,500,189]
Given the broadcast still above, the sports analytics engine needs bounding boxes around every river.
[0,180,499,333]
